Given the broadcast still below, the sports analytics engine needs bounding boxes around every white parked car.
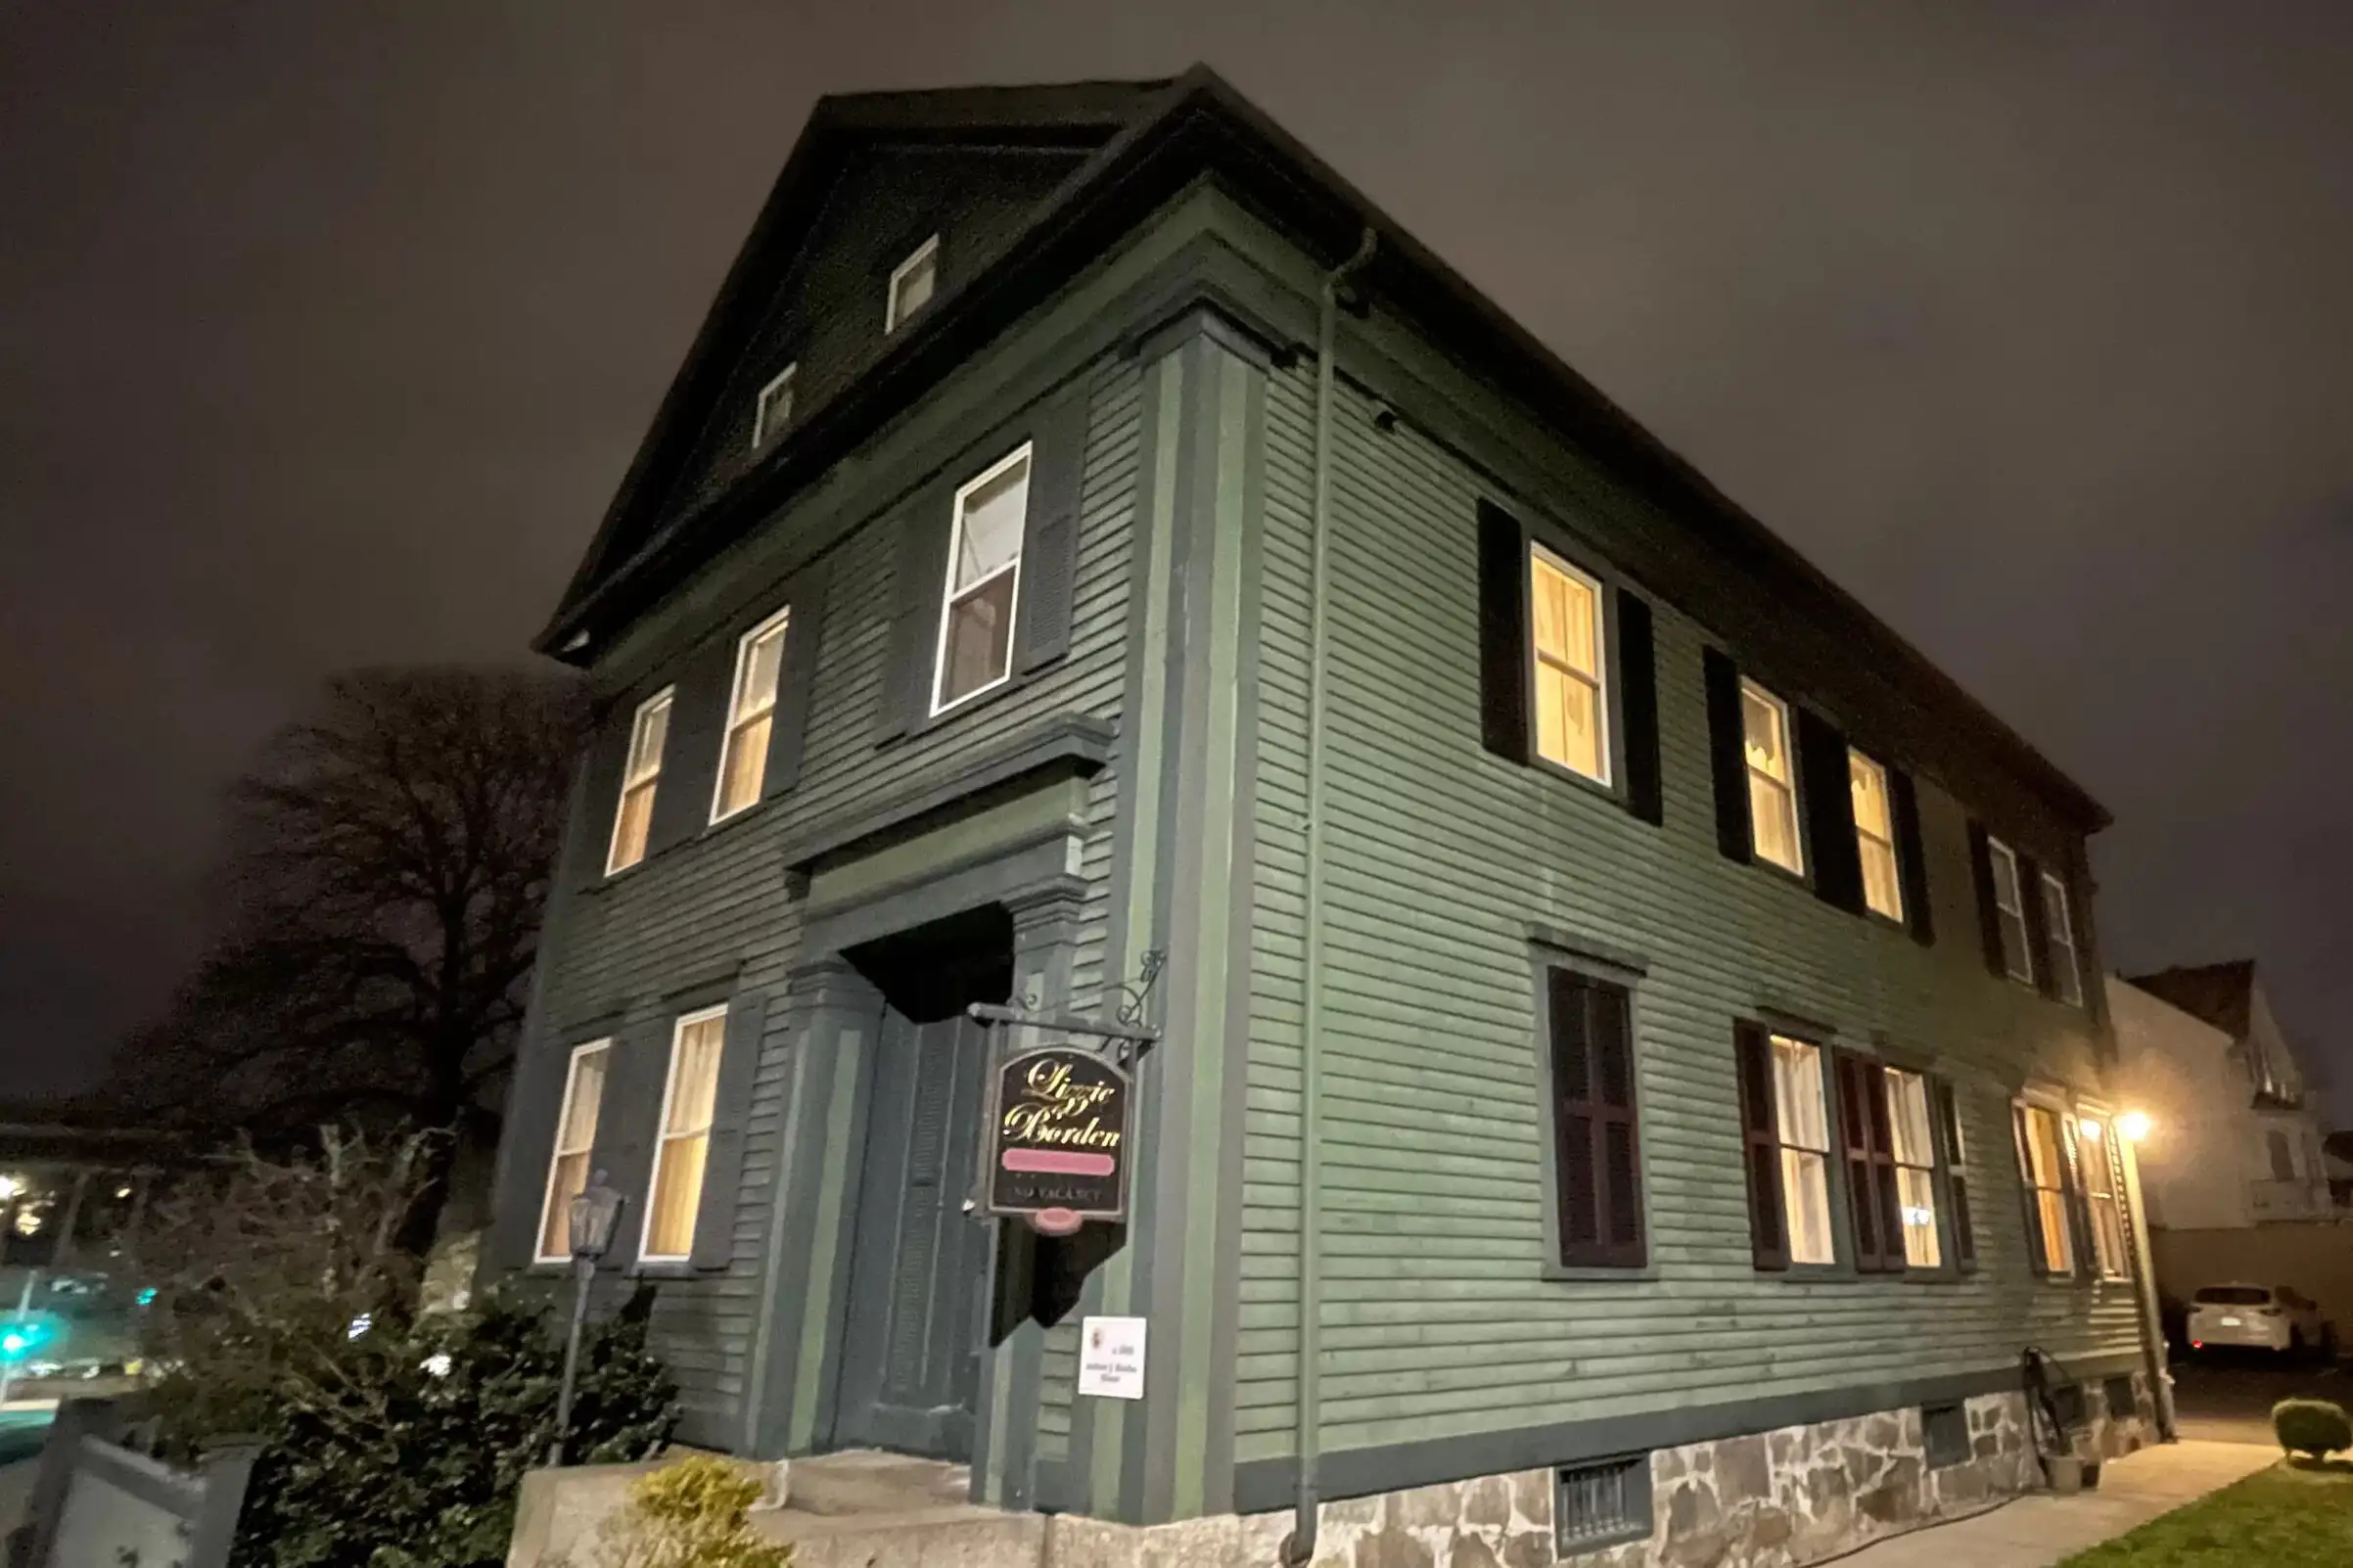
[2187,1283,2332,1357]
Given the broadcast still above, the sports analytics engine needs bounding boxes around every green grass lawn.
[2060,1461,2353,1566]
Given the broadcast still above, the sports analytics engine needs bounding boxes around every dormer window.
[886,235,940,333]
[752,364,796,449]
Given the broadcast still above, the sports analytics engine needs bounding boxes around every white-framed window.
[641,1005,728,1262]
[2016,1101,2075,1274]
[2041,873,2083,1005]
[535,1040,611,1263]
[1986,836,2034,984]
[2077,1114,2128,1277]
[1884,1068,1942,1268]
[1528,545,1611,784]
[1740,680,1805,874]
[752,364,797,449]
[1849,750,1904,922]
[931,443,1031,714]
[1771,1035,1836,1265]
[886,234,940,333]
[605,689,673,875]
[710,608,792,823]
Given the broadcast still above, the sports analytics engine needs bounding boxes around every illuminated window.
[1772,1036,1836,1265]
[752,364,796,449]
[932,444,1030,714]
[2078,1117,2127,1277]
[886,234,940,333]
[2016,1103,2075,1273]
[642,1007,727,1262]
[1849,751,1904,922]
[2042,873,2083,1005]
[1529,546,1610,784]
[1741,680,1804,874]
[605,689,672,875]
[711,608,791,822]
[535,1041,610,1262]
[1884,1069,1942,1268]
[1987,838,2034,984]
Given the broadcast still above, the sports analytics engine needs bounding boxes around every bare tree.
[114,668,586,1249]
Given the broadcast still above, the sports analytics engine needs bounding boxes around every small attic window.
[752,364,797,450]
[886,234,940,333]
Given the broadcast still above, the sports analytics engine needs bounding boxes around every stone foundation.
[1065,1373,2151,1568]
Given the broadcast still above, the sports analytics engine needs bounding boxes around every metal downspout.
[1283,226,1377,1568]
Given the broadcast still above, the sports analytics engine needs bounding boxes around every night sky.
[4,6,2347,1112]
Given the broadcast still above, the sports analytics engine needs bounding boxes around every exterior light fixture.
[0,1176,20,1202]
[2118,1111,2152,1143]
[549,1172,625,1468]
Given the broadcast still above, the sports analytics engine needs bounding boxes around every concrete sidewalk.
[1837,1440,2280,1567]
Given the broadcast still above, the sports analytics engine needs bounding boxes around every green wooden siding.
[521,352,1140,1445]
[1239,364,2139,1463]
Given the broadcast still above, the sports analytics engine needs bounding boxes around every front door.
[833,936,1007,1459]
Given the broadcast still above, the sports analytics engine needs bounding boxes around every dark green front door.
[834,946,1004,1459]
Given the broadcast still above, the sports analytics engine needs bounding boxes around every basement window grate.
[1921,1401,1970,1469]
[1555,1453,1652,1551]
[2103,1375,2139,1422]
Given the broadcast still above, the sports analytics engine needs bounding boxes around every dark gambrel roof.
[2124,960,2259,1039]
[542,65,2109,832]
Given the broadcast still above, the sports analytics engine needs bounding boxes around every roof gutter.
[1282,223,1378,1568]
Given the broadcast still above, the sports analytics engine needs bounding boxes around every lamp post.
[548,1174,623,1468]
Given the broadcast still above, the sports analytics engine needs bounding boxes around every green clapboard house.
[487,67,2164,1565]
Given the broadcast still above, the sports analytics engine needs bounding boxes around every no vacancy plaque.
[983,1044,1132,1234]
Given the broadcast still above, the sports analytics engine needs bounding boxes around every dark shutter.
[872,484,953,746]
[1613,590,1662,825]
[1934,1079,1976,1272]
[1012,387,1092,674]
[1547,971,1645,1268]
[690,994,767,1271]
[2013,1103,2054,1277]
[1702,648,1753,863]
[591,1022,668,1270]
[1476,500,1530,763]
[762,566,828,800]
[486,1038,569,1270]
[1889,768,1935,946]
[573,717,631,889]
[1798,711,1864,913]
[1966,821,2007,978]
[649,637,735,853]
[1836,1052,1900,1273]
[2019,853,2057,998]
[1733,1023,1788,1271]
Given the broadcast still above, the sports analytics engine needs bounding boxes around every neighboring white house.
[2108,961,2346,1337]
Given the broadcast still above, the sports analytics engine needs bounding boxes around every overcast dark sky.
[3,4,2347,1112]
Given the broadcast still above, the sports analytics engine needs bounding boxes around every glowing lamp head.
[2118,1111,2152,1143]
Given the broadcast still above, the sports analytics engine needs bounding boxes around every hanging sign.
[981,1044,1132,1234]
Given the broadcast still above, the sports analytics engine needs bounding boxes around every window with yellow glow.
[1885,1069,1942,1268]
[642,1007,727,1262]
[2078,1116,2127,1277]
[1849,751,1904,922]
[536,1041,609,1262]
[2017,1103,2075,1273]
[1528,546,1610,782]
[605,690,672,875]
[1741,680,1804,873]
[1771,1036,1836,1265]
[711,608,791,822]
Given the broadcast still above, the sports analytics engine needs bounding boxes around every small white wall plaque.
[1077,1314,1147,1400]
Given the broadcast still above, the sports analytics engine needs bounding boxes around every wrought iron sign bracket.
[966,1002,1163,1068]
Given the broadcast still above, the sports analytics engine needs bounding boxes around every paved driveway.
[2169,1350,2350,1444]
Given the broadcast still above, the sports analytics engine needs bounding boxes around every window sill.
[1529,752,1629,811]
[630,1260,697,1280]
[1543,1263,1658,1283]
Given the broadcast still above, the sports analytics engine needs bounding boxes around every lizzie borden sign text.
[983,1045,1132,1234]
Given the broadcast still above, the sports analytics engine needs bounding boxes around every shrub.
[2271,1397,2353,1459]
[565,1454,792,1568]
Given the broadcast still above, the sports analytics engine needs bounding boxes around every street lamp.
[2118,1111,2152,1143]
[548,1174,624,1468]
